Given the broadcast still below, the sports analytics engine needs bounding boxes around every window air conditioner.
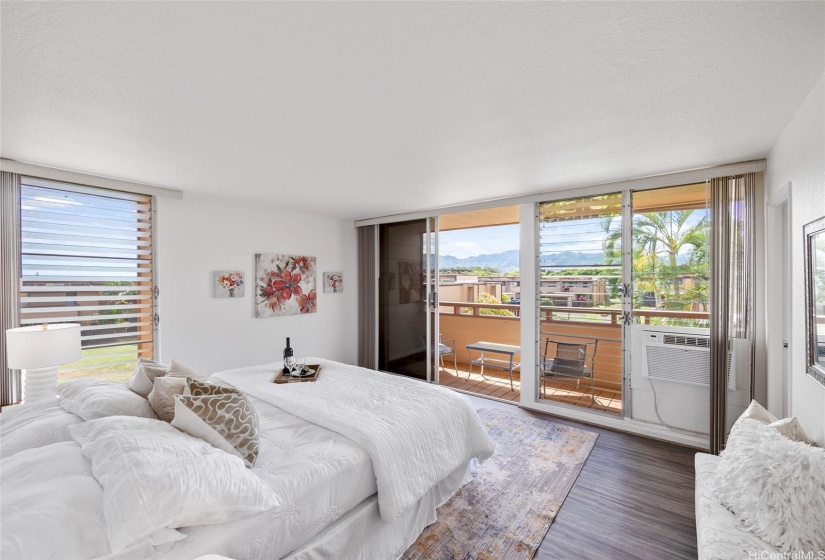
[641,329,736,390]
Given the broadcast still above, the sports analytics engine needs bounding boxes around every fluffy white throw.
[213,359,494,522]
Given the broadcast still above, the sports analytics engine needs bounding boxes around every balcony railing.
[440,301,709,325]
[438,300,710,396]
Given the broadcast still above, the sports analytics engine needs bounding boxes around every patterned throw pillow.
[147,376,189,422]
[171,392,260,468]
[127,358,169,398]
[185,378,238,397]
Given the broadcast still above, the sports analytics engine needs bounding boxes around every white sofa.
[695,453,780,560]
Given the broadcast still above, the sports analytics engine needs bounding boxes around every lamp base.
[22,366,59,405]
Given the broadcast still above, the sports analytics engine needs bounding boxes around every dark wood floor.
[466,395,698,560]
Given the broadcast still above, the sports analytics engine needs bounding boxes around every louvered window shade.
[19,177,155,383]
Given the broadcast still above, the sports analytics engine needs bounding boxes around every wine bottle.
[283,337,294,374]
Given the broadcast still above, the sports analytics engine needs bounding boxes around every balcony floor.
[437,366,622,414]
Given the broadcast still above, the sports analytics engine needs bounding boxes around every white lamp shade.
[6,324,82,369]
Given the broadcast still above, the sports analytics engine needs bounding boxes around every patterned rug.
[403,407,598,560]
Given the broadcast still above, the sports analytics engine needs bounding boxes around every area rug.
[402,407,598,560]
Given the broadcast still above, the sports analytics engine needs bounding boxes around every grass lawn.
[58,345,137,384]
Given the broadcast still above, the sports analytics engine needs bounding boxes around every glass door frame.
[377,217,438,382]
[535,191,627,418]
[620,190,633,417]
[425,216,439,384]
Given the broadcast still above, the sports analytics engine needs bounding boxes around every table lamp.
[5,324,81,405]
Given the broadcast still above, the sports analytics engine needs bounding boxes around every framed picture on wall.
[214,271,245,298]
[256,254,317,317]
[323,272,343,293]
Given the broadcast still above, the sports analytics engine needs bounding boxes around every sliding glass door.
[378,218,438,382]
[535,179,754,450]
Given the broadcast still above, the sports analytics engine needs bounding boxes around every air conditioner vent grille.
[645,346,710,385]
[662,334,710,348]
[643,331,734,389]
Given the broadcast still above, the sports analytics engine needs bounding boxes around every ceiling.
[1,2,823,221]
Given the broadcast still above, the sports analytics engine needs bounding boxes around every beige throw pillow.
[127,358,169,398]
[737,399,778,425]
[166,359,205,381]
[733,400,813,444]
[768,417,812,444]
[147,376,189,422]
[171,392,260,468]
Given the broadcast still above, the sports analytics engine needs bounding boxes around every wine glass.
[293,358,306,376]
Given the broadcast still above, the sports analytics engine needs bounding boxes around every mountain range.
[438,250,521,272]
[438,248,692,273]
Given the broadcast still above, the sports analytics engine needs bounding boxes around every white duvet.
[0,398,82,458]
[1,359,493,559]
[213,358,494,522]
[1,395,378,560]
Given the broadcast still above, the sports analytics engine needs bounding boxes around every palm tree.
[634,211,707,302]
[602,210,708,308]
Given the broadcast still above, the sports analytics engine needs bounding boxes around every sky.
[438,209,709,260]
[439,224,519,259]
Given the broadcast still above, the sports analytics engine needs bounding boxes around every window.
[19,177,155,383]
[631,183,709,328]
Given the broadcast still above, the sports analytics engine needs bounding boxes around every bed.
[0,358,494,560]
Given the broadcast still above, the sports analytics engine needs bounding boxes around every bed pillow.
[127,358,169,397]
[69,416,278,553]
[147,376,189,422]
[171,392,260,467]
[58,379,158,421]
[715,418,825,553]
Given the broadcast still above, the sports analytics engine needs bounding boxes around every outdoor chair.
[437,336,457,372]
[540,338,598,401]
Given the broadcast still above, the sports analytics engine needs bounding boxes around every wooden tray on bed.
[273,364,321,384]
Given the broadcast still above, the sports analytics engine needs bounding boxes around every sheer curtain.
[709,173,756,454]
[357,225,378,369]
[0,171,21,407]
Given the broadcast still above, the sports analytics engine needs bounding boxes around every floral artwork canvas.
[256,254,317,317]
[323,272,343,293]
[214,271,244,298]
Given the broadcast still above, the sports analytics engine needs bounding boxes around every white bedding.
[0,398,81,459]
[1,359,492,559]
[213,359,494,522]
[1,394,378,560]
[1,441,111,560]
[71,416,278,553]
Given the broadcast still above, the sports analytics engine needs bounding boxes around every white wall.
[156,193,358,375]
[766,72,825,445]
